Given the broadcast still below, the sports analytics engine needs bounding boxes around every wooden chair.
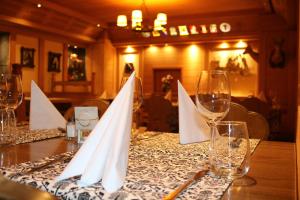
[223,102,249,122]
[239,97,271,119]
[142,95,178,132]
[223,102,270,140]
[247,111,270,140]
[51,72,96,95]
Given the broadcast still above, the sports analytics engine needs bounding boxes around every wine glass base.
[231,175,257,187]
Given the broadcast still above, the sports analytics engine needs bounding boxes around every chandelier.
[116,0,167,33]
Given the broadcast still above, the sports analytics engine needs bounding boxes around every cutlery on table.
[9,154,72,178]
[162,169,208,200]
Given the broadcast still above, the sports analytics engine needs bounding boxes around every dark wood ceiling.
[0,0,296,44]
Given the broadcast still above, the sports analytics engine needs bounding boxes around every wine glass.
[195,70,231,174]
[120,75,143,141]
[211,121,252,185]
[0,74,16,146]
[5,74,23,128]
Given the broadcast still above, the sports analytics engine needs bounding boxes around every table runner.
[14,124,65,144]
[1,133,260,200]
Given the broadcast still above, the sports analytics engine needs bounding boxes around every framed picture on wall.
[48,52,61,72]
[20,47,35,68]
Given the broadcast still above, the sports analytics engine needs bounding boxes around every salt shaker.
[66,119,76,140]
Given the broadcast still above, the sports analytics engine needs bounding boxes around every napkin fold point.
[29,80,66,130]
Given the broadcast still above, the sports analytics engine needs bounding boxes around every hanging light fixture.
[116,0,167,33]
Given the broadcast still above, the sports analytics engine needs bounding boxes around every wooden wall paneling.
[38,38,44,89]
[9,33,16,71]
[263,31,298,141]
[62,43,68,84]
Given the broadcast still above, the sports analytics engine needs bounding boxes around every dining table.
[0,130,296,200]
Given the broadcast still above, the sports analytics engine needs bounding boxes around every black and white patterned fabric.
[1,132,260,200]
[15,125,65,144]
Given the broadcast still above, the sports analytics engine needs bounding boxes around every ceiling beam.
[0,14,96,43]
[25,0,107,28]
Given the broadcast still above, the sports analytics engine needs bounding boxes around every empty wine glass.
[5,74,23,132]
[0,74,14,146]
[196,70,231,177]
[120,75,143,141]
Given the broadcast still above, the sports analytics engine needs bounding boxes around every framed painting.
[48,52,61,72]
[20,47,35,68]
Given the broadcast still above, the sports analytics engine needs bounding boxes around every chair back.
[142,95,177,132]
[247,111,270,140]
[223,102,248,122]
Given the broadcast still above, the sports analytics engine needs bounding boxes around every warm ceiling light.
[117,0,167,34]
[37,3,42,8]
[154,19,163,31]
[117,15,127,27]
[235,40,247,48]
[132,10,142,22]
[96,24,101,28]
[125,46,135,53]
[219,42,230,49]
[157,13,167,25]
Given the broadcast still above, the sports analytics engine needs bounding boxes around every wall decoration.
[48,52,61,72]
[67,46,86,81]
[219,22,231,33]
[20,47,35,68]
[269,38,285,68]
[208,44,259,97]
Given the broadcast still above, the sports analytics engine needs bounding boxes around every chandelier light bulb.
[154,19,163,31]
[157,13,167,25]
[132,10,143,22]
[117,15,127,27]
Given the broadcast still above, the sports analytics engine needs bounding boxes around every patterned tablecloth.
[1,132,260,200]
[14,124,66,144]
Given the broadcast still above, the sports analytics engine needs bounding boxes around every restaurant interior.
[0,0,299,199]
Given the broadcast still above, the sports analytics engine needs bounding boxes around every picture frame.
[20,47,35,68]
[48,52,61,72]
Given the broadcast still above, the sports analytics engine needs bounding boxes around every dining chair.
[223,102,249,122]
[142,95,177,132]
[247,111,270,140]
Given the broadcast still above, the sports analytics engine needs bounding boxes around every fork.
[162,169,208,200]
[9,154,72,178]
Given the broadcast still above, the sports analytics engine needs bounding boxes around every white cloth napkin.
[56,72,135,192]
[178,81,210,144]
[29,80,66,130]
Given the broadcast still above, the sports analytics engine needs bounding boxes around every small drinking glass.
[210,121,250,181]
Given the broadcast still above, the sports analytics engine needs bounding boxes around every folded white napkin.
[29,81,66,130]
[57,72,135,192]
[178,81,210,144]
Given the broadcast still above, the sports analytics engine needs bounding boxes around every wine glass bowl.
[196,70,231,125]
[6,74,23,110]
